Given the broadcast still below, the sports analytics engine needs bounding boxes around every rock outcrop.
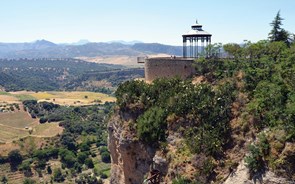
[108,110,156,184]
[224,160,293,184]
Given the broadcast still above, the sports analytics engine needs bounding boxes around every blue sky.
[0,0,294,45]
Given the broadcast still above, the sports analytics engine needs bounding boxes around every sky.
[0,0,294,45]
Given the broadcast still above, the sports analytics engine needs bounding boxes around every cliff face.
[109,75,295,183]
[107,108,203,183]
[108,109,295,184]
[108,110,156,184]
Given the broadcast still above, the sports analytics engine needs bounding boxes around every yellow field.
[0,111,36,128]
[0,95,19,104]
[32,123,63,137]
[0,90,113,144]
[8,91,115,106]
[0,110,62,144]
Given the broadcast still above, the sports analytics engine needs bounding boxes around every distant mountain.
[108,40,143,45]
[0,39,56,53]
[132,43,182,56]
[61,39,91,45]
[0,40,182,58]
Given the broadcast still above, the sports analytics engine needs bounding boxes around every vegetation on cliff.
[115,38,295,182]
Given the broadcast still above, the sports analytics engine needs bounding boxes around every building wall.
[144,57,195,82]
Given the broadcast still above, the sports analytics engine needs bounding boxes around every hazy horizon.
[1,0,295,45]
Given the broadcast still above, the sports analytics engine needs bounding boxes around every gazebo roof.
[182,29,212,37]
[182,20,212,37]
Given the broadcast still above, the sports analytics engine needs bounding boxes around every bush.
[8,150,23,169]
[244,144,265,176]
[53,168,64,182]
[137,107,167,144]
[1,176,8,184]
[172,177,194,184]
[85,158,94,168]
[19,160,32,176]
[39,117,48,124]
[23,178,36,184]
[101,151,111,163]
[47,165,52,174]
[77,152,88,164]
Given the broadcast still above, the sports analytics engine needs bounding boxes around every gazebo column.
[183,37,187,58]
[190,37,194,58]
[196,38,199,58]
[205,37,208,58]
[201,37,205,56]
[208,37,211,58]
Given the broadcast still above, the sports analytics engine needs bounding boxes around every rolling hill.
[0,40,182,58]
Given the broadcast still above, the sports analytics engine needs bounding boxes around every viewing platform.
[138,56,195,83]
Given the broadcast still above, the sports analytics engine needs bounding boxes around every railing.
[137,56,148,64]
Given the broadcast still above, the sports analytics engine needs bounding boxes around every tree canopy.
[269,11,289,44]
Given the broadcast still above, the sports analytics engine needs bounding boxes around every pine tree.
[269,11,289,43]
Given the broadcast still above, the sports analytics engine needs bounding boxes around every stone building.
[139,20,211,82]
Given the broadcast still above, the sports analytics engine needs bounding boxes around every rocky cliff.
[108,109,156,184]
[108,106,295,184]
[108,72,295,183]
[108,108,198,184]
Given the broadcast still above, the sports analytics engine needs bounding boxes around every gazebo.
[182,20,212,58]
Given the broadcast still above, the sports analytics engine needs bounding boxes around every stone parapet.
[144,57,195,82]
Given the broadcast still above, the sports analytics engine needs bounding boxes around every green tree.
[85,158,94,168]
[77,152,88,164]
[269,11,289,44]
[101,151,111,163]
[53,168,64,182]
[8,150,23,170]
[137,107,167,144]
[223,43,243,59]
[19,160,32,176]
[47,165,52,174]
[23,178,36,184]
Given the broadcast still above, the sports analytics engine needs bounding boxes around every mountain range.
[0,40,182,58]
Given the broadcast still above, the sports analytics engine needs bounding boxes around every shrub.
[8,150,23,168]
[244,144,265,176]
[77,152,88,164]
[23,178,36,184]
[85,158,94,168]
[137,107,167,144]
[47,165,52,174]
[53,168,64,182]
[101,151,111,163]
[39,117,48,124]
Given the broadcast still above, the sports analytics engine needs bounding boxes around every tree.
[8,150,23,170]
[223,43,243,59]
[77,152,88,164]
[53,168,64,182]
[47,165,52,174]
[23,178,36,184]
[137,107,167,144]
[19,160,32,176]
[269,11,289,44]
[85,158,94,168]
[1,176,8,184]
[101,151,111,163]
